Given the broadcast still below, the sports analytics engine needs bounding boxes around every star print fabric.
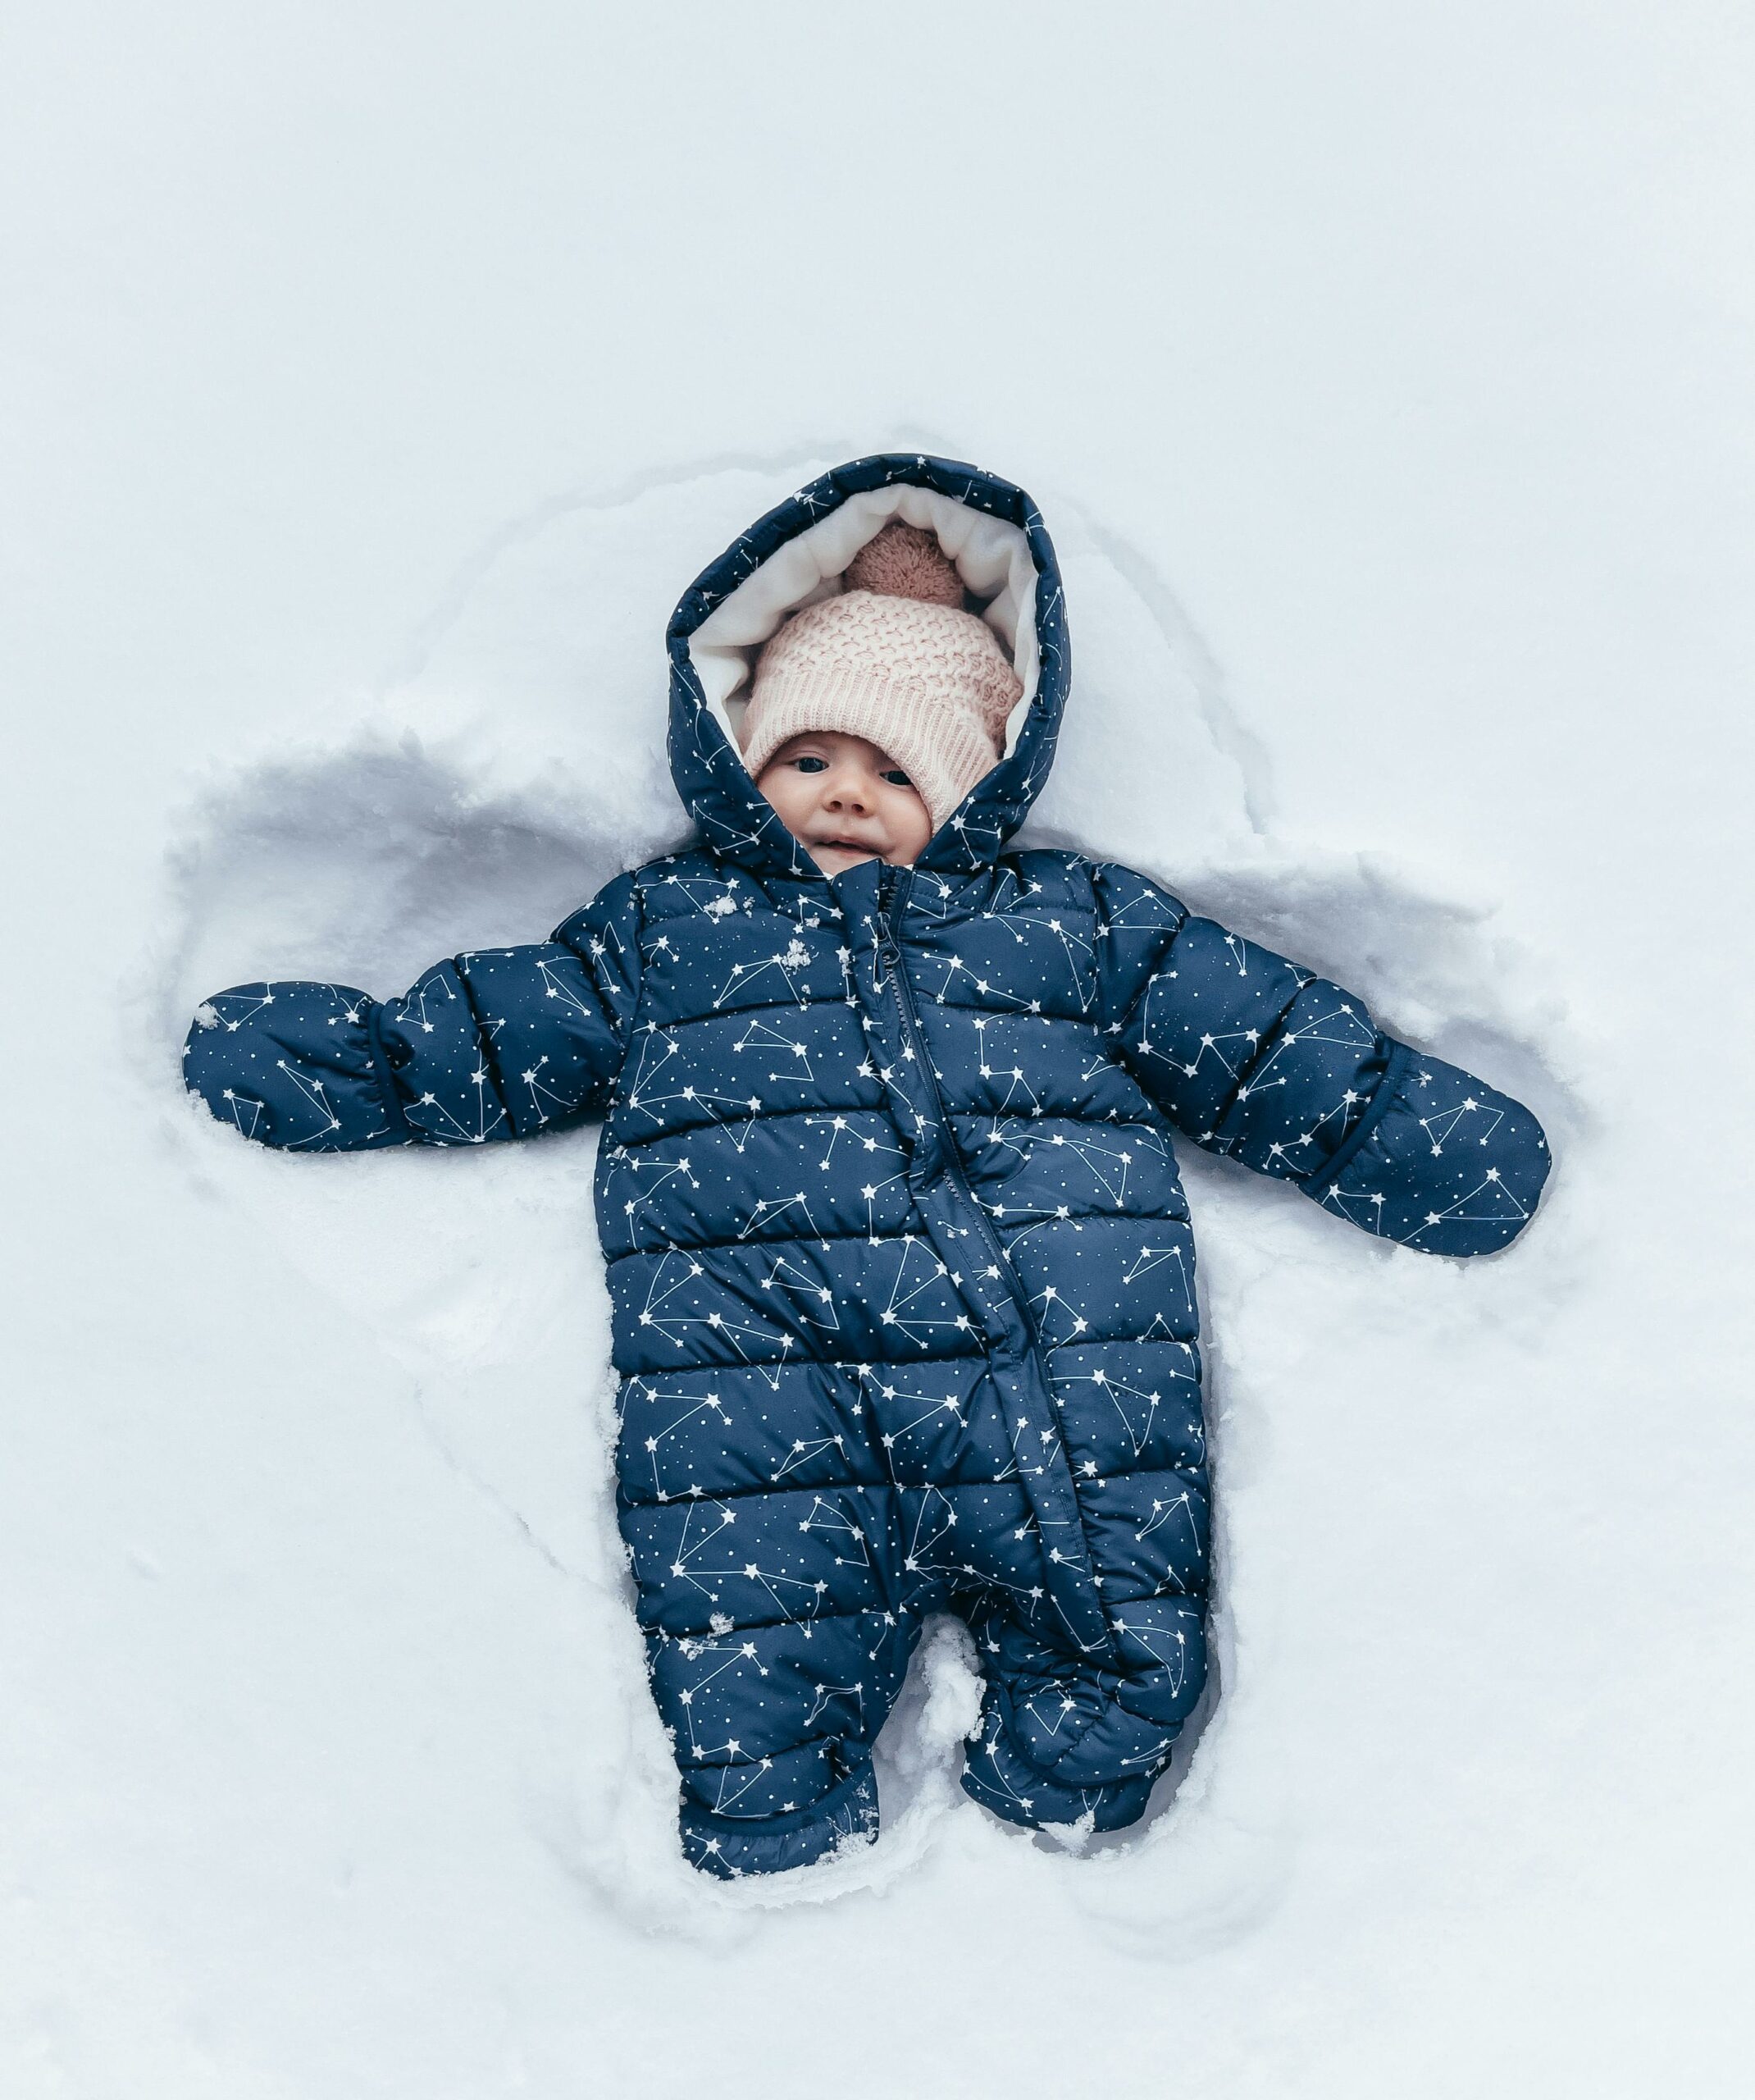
[185,454,1551,1875]
[183,875,644,1150]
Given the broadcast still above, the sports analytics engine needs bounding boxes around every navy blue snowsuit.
[185,454,1550,1876]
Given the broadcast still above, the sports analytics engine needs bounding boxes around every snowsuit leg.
[614,1366,919,1878]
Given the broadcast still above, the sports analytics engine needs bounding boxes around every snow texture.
[4,7,1751,2097]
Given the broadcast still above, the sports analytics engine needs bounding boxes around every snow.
[5,6,1753,2095]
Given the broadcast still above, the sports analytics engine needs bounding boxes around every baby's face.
[754,731,933,877]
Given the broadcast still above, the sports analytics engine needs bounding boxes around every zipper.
[877,865,1115,1659]
[875,867,1045,1354]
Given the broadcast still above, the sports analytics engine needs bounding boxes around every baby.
[185,455,1550,1877]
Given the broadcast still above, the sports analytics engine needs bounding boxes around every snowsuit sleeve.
[183,872,644,1151]
[1091,864,1550,1255]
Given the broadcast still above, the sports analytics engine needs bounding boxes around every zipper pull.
[873,916,900,989]
[873,868,900,988]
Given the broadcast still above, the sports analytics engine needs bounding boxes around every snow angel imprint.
[185,454,1551,1877]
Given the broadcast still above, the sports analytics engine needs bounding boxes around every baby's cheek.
[892,795,933,861]
[754,769,805,832]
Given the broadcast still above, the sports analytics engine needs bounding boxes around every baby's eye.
[791,756,828,774]
[881,769,914,789]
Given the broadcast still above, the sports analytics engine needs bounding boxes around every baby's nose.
[827,776,872,813]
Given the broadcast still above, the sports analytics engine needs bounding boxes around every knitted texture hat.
[740,522,1023,832]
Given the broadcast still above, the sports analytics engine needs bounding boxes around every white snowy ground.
[4,7,1752,2096]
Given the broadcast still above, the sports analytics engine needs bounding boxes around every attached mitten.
[1301,1048,1552,1254]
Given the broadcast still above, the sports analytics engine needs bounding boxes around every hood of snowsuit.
[665,453,1067,879]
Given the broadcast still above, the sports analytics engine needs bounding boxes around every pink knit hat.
[739,523,1023,832]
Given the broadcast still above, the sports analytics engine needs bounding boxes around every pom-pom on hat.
[843,519,967,605]
[740,521,1023,833]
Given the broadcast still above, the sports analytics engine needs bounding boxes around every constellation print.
[732,1016,816,1085]
[712,938,815,1010]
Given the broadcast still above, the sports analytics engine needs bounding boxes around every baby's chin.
[808,842,885,876]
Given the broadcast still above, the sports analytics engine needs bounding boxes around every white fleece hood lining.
[688,484,1041,766]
